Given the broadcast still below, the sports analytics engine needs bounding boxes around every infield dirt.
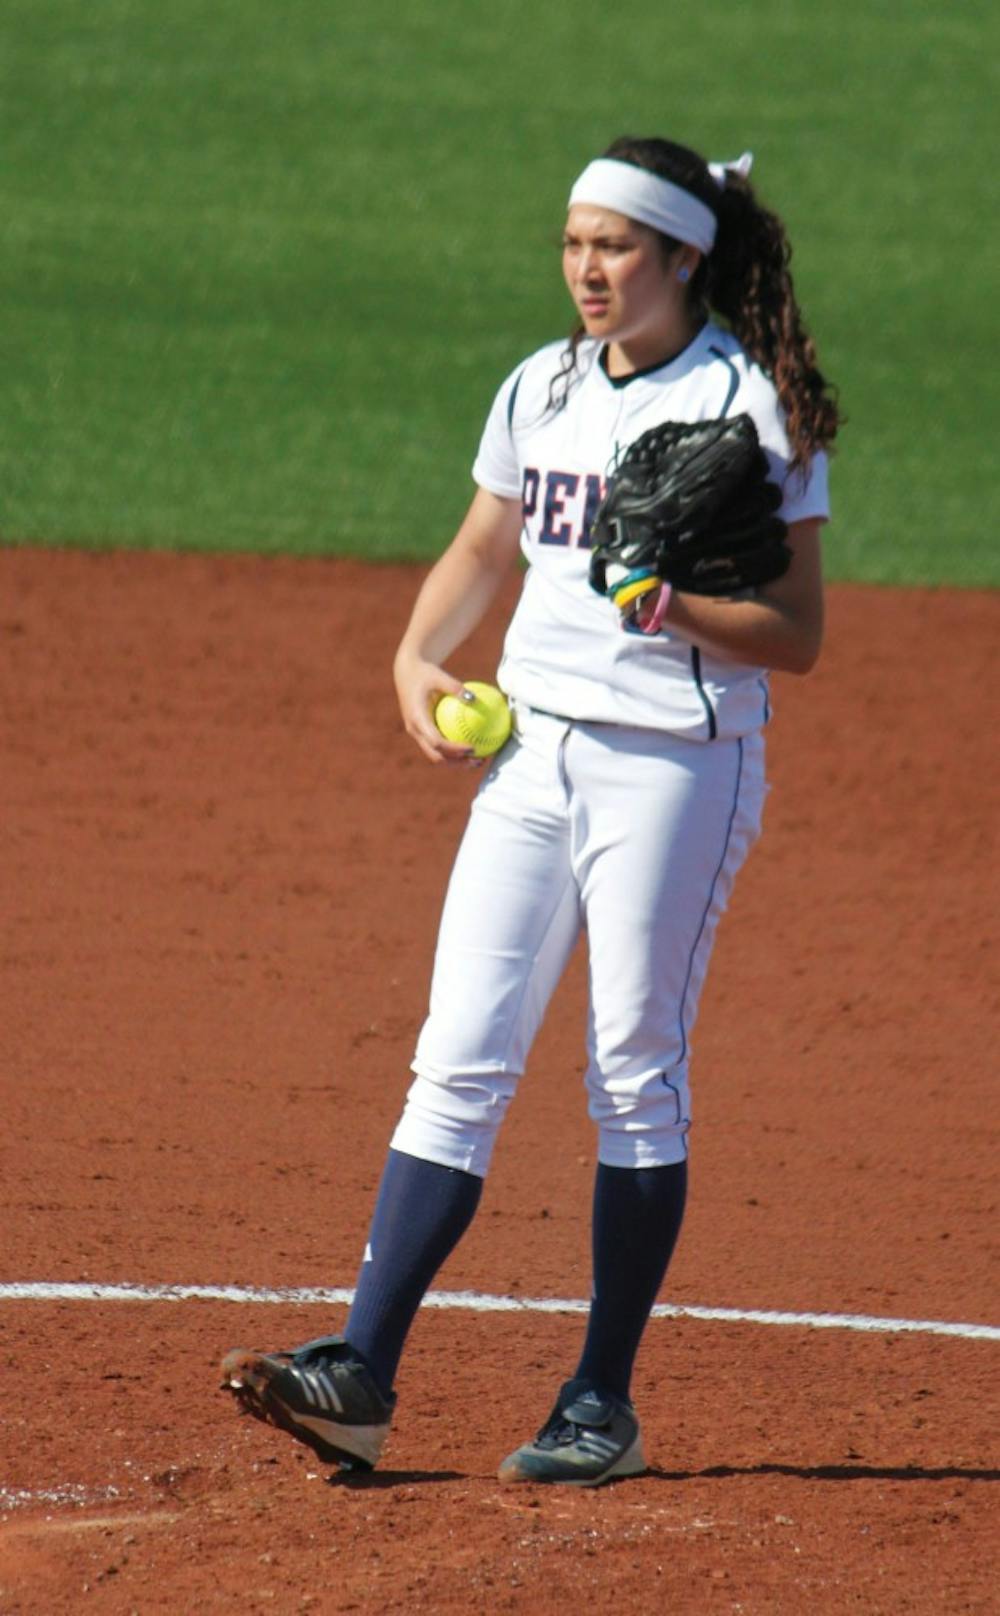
[1,549,997,1613]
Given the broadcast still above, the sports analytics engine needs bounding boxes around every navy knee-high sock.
[574,1160,688,1402]
[345,1148,482,1397]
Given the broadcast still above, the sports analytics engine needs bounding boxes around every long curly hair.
[551,136,840,470]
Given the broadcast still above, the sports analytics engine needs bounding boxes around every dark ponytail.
[553,135,840,468]
[704,170,840,468]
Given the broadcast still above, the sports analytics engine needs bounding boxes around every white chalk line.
[0,1484,123,1516]
[1,1281,997,1342]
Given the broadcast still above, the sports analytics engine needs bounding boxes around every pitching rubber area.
[2,551,997,1614]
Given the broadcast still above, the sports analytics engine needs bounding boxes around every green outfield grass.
[2,0,997,583]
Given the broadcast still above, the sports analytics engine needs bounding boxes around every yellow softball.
[434,681,512,758]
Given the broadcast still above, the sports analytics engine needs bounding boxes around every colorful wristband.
[611,574,661,612]
[641,582,672,635]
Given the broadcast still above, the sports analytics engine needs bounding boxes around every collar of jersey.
[597,323,708,390]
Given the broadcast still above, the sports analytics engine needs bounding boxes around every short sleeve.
[738,366,831,525]
[471,363,528,499]
[778,450,829,525]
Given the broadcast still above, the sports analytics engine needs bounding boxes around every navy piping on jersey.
[707,345,740,417]
[675,737,745,1065]
[682,346,740,729]
[689,647,718,740]
[757,676,771,726]
[506,366,527,436]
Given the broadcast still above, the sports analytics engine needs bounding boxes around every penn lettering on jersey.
[531,469,606,548]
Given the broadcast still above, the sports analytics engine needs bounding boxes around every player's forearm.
[663,589,823,674]
[396,545,509,670]
[662,518,825,675]
[396,491,522,670]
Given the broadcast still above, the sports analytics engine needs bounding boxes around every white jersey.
[472,325,830,741]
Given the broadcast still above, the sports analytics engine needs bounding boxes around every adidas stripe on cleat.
[220,1334,395,1471]
[498,1379,646,1487]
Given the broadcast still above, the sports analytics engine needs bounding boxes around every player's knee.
[588,1063,691,1168]
[390,1065,518,1178]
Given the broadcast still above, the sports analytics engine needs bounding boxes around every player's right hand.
[393,651,478,766]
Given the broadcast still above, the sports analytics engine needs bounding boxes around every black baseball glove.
[589,414,791,629]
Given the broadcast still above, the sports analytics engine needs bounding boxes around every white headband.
[567,152,753,254]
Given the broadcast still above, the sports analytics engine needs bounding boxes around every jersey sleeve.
[736,364,831,525]
[777,448,829,525]
[470,362,528,499]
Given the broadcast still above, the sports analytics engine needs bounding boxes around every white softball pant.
[391,703,766,1176]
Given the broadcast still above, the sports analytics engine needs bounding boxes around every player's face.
[562,204,694,367]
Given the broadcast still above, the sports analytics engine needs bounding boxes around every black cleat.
[498,1378,645,1487]
[221,1334,395,1471]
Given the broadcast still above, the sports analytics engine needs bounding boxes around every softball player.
[223,135,839,1485]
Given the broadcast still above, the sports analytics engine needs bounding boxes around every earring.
[677,266,690,283]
